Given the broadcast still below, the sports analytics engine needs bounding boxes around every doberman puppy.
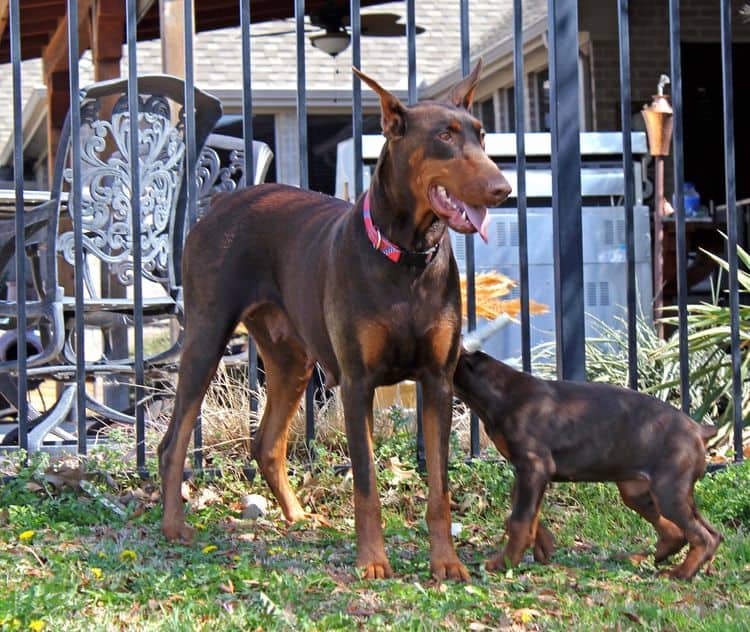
[453,350,721,580]
[158,61,511,580]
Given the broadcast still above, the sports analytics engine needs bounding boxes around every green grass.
[1,438,749,631]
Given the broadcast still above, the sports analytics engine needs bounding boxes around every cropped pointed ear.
[449,58,483,110]
[353,67,407,140]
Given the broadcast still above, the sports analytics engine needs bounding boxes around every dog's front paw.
[431,557,470,582]
[162,521,195,544]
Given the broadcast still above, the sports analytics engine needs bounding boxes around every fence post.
[547,0,585,381]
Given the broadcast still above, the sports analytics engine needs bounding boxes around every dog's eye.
[479,128,486,147]
[438,131,452,143]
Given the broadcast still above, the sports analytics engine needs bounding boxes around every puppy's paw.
[533,524,555,563]
[654,536,687,563]
[485,553,510,573]
[162,521,195,544]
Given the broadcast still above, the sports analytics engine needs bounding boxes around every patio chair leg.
[28,385,77,451]
[0,374,42,420]
[84,394,136,425]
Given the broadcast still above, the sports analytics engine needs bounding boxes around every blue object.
[684,182,700,216]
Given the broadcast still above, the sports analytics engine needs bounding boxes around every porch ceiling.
[0,0,391,64]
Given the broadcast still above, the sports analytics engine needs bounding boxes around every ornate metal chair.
[0,75,224,449]
[197,133,274,219]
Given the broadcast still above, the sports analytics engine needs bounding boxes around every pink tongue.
[465,205,489,243]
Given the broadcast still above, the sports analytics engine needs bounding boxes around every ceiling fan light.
[310,30,350,57]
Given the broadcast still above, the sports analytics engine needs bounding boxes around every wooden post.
[653,156,665,337]
[42,0,93,174]
[159,0,193,78]
[93,0,125,82]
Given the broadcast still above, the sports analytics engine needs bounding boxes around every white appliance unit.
[336,132,653,364]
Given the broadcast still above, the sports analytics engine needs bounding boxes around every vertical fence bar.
[240,0,255,181]
[406,0,416,105]
[406,0,424,468]
[720,0,742,461]
[513,0,530,373]
[668,0,690,412]
[240,0,260,429]
[181,0,203,471]
[125,0,145,473]
[295,0,315,453]
[67,0,87,454]
[351,0,363,199]
[547,0,585,381]
[295,0,309,189]
[617,0,638,390]
[459,0,480,459]
[9,0,28,453]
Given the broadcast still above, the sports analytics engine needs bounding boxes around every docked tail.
[699,424,718,445]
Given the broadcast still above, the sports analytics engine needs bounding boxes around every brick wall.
[581,0,750,201]
[583,0,750,131]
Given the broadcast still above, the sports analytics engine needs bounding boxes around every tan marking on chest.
[427,318,459,367]
[357,320,389,369]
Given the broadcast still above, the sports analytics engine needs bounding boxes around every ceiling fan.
[252,6,426,58]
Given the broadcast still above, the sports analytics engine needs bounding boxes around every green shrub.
[696,460,750,528]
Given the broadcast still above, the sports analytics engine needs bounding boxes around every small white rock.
[240,494,268,520]
[451,522,463,537]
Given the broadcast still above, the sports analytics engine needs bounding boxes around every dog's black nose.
[490,179,512,205]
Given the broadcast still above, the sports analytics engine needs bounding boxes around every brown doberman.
[453,350,721,580]
[158,61,511,580]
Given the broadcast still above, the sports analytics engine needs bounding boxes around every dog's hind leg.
[651,475,718,580]
[487,459,549,572]
[159,315,236,542]
[248,317,314,524]
[617,480,686,563]
[690,492,722,570]
[531,517,555,564]
[507,477,555,563]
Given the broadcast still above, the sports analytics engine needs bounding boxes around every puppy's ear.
[353,67,406,140]
[449,58,483,110]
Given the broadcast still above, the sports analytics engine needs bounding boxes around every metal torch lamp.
[641,74,674,333]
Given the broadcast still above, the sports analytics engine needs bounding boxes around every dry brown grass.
[142,362,493,466]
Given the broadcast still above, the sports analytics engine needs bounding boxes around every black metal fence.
[3,0,746,469]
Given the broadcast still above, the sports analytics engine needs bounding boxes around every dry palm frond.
[492,297,549,319]
[460,272,549,321]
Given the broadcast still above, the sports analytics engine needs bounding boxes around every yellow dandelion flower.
[97,552,107,558]
[90,567,103,579]
[119,549,137,562]
[18,530,35,542]
[232,555,240,562]
[202,545,217,554]
[194,522,206,530]
[28,620,45,631]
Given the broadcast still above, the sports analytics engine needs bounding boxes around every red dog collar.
[362,191,439,268]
